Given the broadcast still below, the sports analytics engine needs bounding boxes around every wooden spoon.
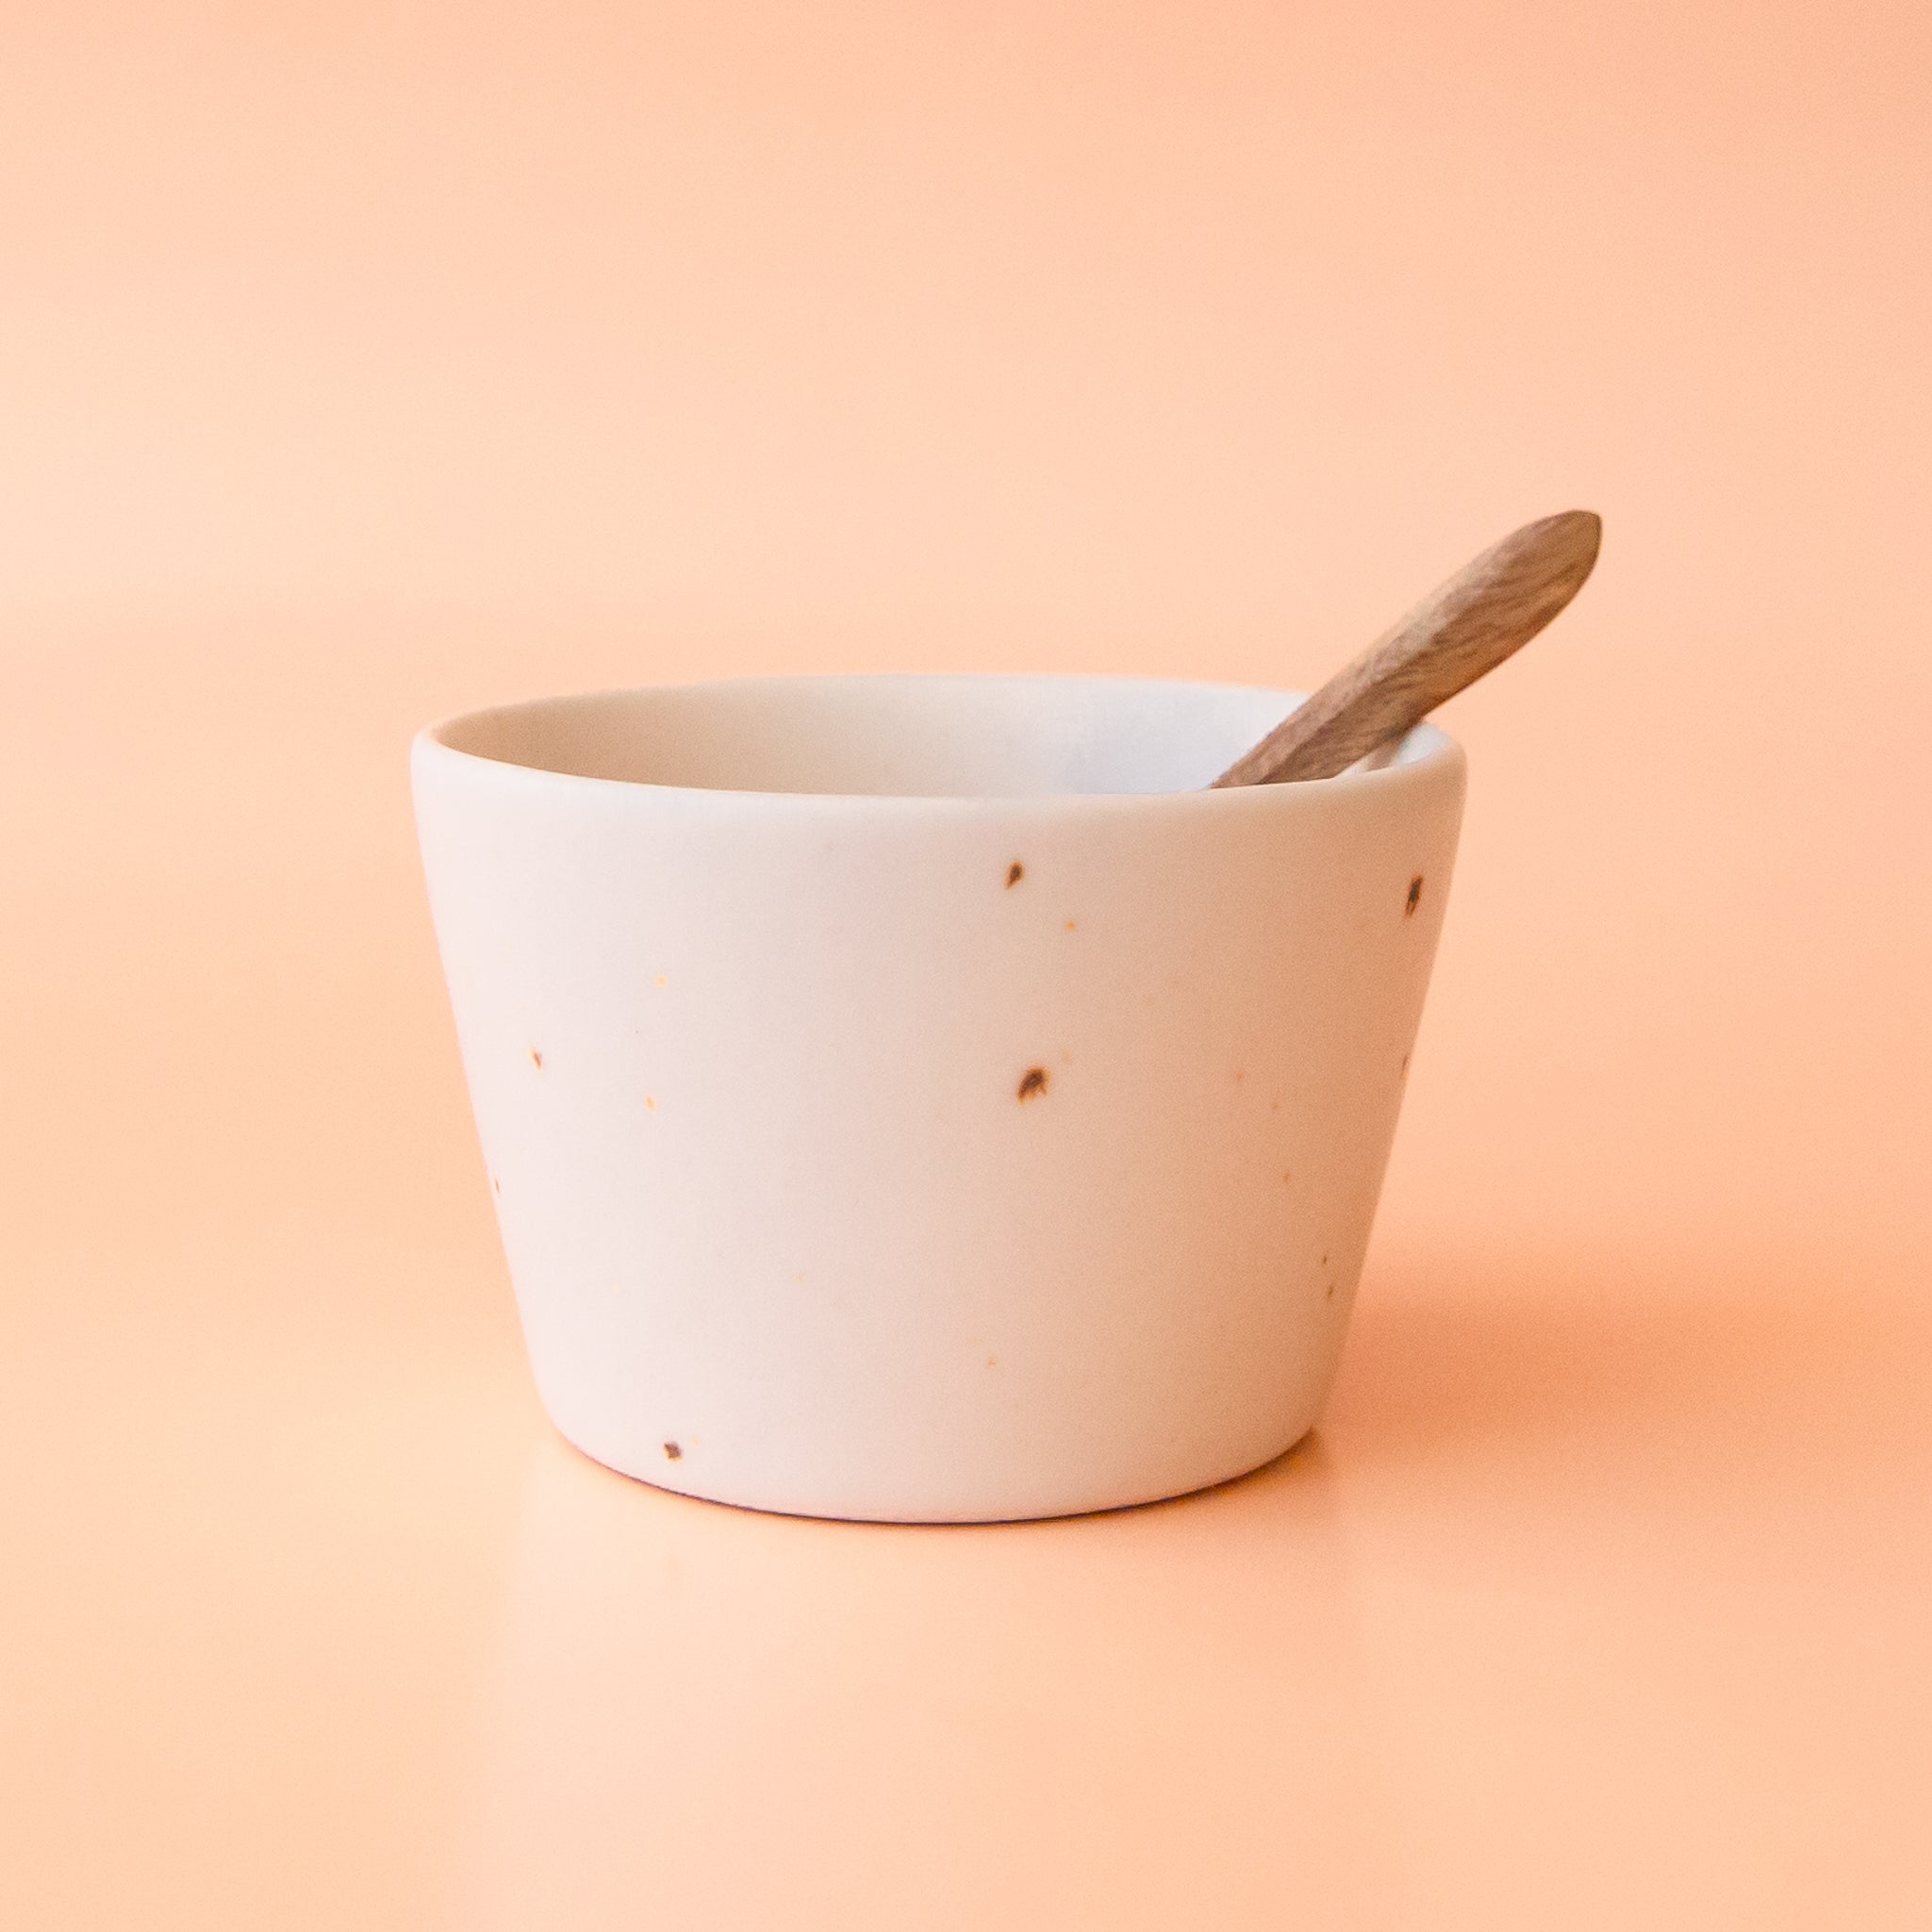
[1211,509,1602,787]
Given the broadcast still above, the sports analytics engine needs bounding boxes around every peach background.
[4,3,1928,1925]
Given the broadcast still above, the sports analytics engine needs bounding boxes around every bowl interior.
[431,674,1451,800]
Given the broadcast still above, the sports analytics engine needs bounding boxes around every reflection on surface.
[462,1428,1395,1927]
[452,1252,1932,1928]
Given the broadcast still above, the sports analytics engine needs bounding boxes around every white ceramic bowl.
[413,674,1464,1521]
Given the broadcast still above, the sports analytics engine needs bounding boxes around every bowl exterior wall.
[413,708,1464,1520]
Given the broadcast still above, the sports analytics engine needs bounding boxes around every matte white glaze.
[413,674,1464,1521]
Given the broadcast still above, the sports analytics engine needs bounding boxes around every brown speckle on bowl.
[1006,862,1024,888]
[1406,875,1424,916]
[663,1441,683,1461]
[529,1048,543,1070]
[1017,1066,1049,1102]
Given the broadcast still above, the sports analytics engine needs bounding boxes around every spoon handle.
[1211,509,1602,787]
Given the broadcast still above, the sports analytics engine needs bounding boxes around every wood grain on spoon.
[1211,509,1602,787]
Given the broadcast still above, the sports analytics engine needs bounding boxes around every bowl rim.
[412,669,1465,816]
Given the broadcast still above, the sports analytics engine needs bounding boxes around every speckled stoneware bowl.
[413,674,1464,1521]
